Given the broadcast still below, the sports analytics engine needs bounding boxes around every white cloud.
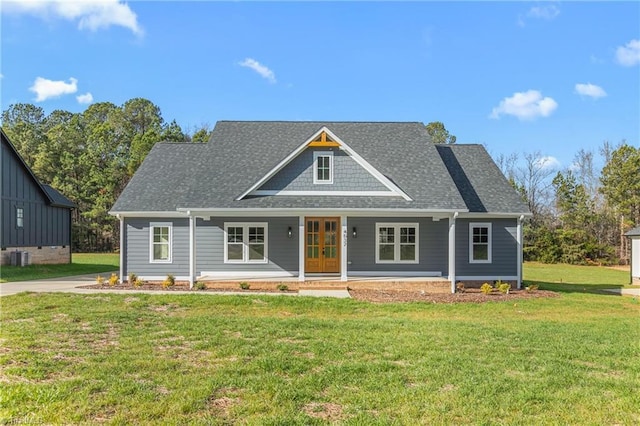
[534,156,561,170]
[76,92,94,104]
[527,5,560,20]
[518,4,560,26]
[29,77,78,102]
[615,39,640,67]
[2,0,143,36]
[575,83,607,99]
[239,58,276,84]
[490,90,558,120]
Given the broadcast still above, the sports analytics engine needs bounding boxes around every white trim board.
[199,271,297,279]
[251,190,400,197]
[455,276,518,281]
[348,271,442,277]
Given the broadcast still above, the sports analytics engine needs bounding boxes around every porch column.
[298,215,305,282]
[341,215,348,282]
[118,215,124,284]
[189,214,196,289]
[517,215,524,289]
[448,212,458,293]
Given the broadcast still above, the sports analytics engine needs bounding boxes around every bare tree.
[514,151,557,219]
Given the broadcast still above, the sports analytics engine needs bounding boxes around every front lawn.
[1,290,638,424]
[0,253,118,283]
[524,261,631,292]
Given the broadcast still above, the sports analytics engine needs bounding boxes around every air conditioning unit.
[21,251,31,266]
[10,251,30,267]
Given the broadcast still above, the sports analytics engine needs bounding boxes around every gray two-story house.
[110,121,530,292]
[1,129,75,265]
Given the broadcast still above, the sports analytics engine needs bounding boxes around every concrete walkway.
[602,287,640,296]
[0,273,350,298]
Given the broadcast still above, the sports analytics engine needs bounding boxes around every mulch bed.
[79,283,295,293]
[79,283,556,303]
[348,288,558,303]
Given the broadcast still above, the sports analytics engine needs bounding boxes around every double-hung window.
[376,223,419,263]
[224,223,268,263]
[469,223,491,263]
[16,207,24,228]
[150,222,172,263]
[313,151,333,184]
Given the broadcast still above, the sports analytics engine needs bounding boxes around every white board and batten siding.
[632,238,640,283]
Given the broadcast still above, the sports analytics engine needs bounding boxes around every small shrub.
[133,278,144,288]
[96,275,105,285]
[480,283,493,295]
[456,282,465,293]
[162,274,176,289]
[498,282,511,294]
[277,283,289,292]
[128,272,137,284]
[108,273,119,287]
[525,284,539,293]
[194,281,207,290]
[239,282,250,290]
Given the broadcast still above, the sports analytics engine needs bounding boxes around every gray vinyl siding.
[455,218,517,276]
[259,148,388,192]
[196,217,298,274]
[347,217,449,274]
[123,218,190,277]
[1,140,71,248]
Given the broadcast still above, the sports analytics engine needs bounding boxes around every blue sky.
[2,1,639,170]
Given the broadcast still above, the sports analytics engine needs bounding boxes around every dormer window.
[313,151,333,184]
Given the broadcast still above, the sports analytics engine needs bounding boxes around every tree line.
[2,102,638,265]
[496,144,639,265]
[1,99,212,252]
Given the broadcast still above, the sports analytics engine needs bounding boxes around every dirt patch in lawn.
[303,402,346,421]
[349,288,558,303]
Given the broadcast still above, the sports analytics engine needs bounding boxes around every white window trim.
[224,222,269,264]
[469,222,492,264]
[149,222,172,263]
[16,207,24,228]
[375,223,419,264]
[313,151,333,184]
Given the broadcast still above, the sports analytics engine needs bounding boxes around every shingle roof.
[111,121,530,215]
[625,227,640,237]
[436,144,530,214]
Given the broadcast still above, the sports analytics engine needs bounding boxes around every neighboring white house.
[625,227,640,284]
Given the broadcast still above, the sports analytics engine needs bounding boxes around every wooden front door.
[305,217,340,273]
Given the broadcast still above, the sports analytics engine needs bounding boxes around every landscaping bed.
[79,282,555,303]
[348,288,557,303]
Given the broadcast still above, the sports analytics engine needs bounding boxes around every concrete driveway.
[0,273,350,298]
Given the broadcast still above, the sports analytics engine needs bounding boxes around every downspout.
[449,211,458,294]
[117,214,124,284]
[517,215,524,289]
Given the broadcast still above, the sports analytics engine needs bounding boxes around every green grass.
[0,253,118,283]
[524,261,631,293]
[2,287,639,424]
